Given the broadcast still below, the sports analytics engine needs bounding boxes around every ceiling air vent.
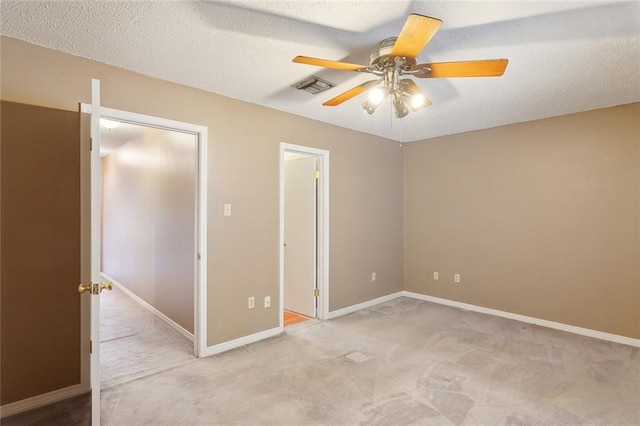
[293,76,334,94]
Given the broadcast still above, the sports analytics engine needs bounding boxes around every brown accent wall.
[101,128,197,333]
[404,103,640,338]
[0,37,404,347]
[0,101,81,404]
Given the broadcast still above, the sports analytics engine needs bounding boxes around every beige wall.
[404,103,640,338]
[101,128,197,333]
[0,37,404,347]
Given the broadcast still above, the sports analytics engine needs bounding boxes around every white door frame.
[279,143,330,326]
[81,103,209,358]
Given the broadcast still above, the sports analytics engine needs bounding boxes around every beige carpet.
[5,287,639,425]
[102,293,639,425]
[100,285,196,388]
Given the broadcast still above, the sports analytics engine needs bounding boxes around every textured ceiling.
[1,1,639,142]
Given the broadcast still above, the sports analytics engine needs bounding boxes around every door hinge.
[314,288,320,297]
[197,253,201,260]
[90,340,93,354]
[314,170,320,179]
[90,137,93,151]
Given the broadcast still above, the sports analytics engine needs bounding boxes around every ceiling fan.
[292,14,508,118]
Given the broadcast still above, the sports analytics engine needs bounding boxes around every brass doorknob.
[78,283,93,294]
[78,281,113,295]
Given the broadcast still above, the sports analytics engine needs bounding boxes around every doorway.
[99,118,200,386]
[85,105,209,358]
[279,143,329,328]
[100,121,195,335]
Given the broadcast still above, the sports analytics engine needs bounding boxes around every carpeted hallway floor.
[100,284,196,389]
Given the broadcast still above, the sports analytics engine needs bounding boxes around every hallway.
[100,284,195,388]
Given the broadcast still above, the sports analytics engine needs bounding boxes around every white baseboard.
[0,384,88,419]
[203,327,282,356]
[403,291,640,348]
[327,291,404,319]
[202,291,404,356]
[101,273,194,342]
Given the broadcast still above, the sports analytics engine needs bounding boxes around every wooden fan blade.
[414,59,509,78]
[390,14,442,60]
[323,79,381,106]
[293,56,367,71]
[403,79,432,108]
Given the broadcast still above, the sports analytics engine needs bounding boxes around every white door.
[284,156,317,317]
[79,78,110,425]
[90,78,103,426]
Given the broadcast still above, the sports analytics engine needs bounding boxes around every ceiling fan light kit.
[293,14,508,118]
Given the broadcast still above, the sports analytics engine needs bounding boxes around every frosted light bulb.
[411,93,426,109]
[368,87,385,105]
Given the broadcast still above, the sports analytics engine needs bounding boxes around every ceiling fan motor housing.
[368,37,417,70]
